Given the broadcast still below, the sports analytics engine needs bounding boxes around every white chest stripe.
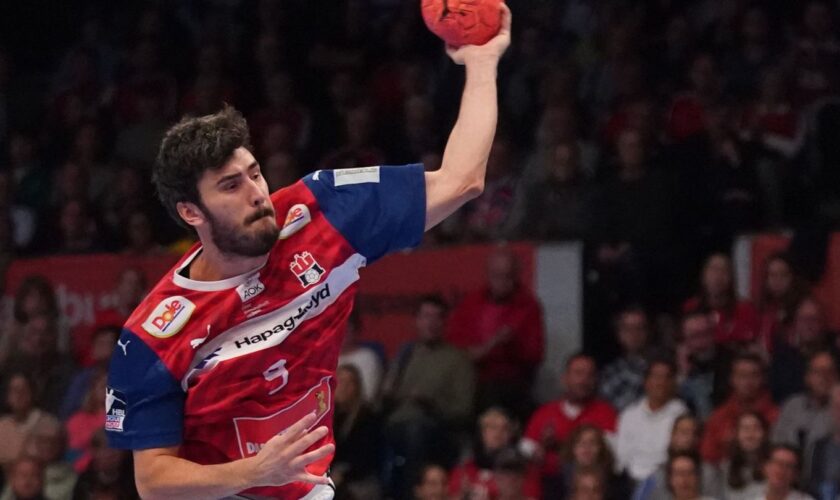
[181,253,366,391]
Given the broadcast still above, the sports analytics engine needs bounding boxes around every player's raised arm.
[132,413,334,500]
[424,4,511,230]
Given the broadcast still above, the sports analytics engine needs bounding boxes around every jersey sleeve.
[106,329,184,449]
[303,164,426,263]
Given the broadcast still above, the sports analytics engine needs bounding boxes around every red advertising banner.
[749,233,840,331]
[4,243,536,357]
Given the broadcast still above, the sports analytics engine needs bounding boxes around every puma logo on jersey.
[117,339,130,355]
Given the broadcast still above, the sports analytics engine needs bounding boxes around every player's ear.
[176,201,206,228]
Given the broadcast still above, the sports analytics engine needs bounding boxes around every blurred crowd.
[3,0,840,499]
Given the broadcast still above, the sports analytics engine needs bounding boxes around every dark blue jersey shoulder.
[303,164,426,263]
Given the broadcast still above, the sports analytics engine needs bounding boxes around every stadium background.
[2,0,840,499]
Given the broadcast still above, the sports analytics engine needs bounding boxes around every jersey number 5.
[263,359,289,395]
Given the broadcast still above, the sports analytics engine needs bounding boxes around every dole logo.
[279,204,311,239]
[142,296,196,338]
[290,251,325,288]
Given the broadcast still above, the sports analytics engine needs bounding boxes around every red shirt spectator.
[683,252,760,345]
[700,353,779,463]
[446,250,544,386]
[449,407,516,500]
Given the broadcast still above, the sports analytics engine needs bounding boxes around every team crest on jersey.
[142,296,195,338]
[289,252,325,288]
[279,204,311,239]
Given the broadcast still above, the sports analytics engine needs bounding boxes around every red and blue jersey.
[106,165,426,499]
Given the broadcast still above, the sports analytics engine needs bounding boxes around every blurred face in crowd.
[689,54,719,94]
[10,459,43,500]
[645,362,676,406]
[564,357,597,403]
[572,428,602,467]
[19,314,56,357]
[487,251,518,301]
[765,258,793,299]
[190,147,279,258]
[731,359,764,401]
[414,465,448,500]
[617,310,649,355]
[416,302,446,344]
[549,142,580,183]
[742,8,769,44]
[763,448,799,492]
[7,374,33,416]
[806,352,837,402]
[702,254,732,298]
[669,457,700,500]
[617,129,645,172]
[18,287,52,321]
[27,421,65,463]
[670,416,700,452]
[682,314,715,356]
[495,468,526,499]
[571,471,604,500]
[127,212,155,250]
[480,409,513,452]
[335,366,361,408]
[793,298,825,346]
[59,200,92,242]
[735,413,766,454]
[263,153,298,190]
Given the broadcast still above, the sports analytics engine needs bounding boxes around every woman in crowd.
[720,412,770,500]
[683,253,759,347]
[449,407,517,500]
[559,425,630,500]
[756,253,807,352]
[666,452,718,500]
[634,414,722,500]
[0,372,58,471]
[412,464,448,500]
[71,430,137,500]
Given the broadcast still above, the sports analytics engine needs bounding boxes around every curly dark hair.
[153,105,252,227]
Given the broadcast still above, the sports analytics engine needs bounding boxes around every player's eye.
[223,181,238,191]
[251,171,261,180]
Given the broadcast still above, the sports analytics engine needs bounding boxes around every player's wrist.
[465,59,498,84]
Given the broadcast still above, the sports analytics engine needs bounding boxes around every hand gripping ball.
[421,0,503,48]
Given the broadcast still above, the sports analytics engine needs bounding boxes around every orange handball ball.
[421,0,503,48]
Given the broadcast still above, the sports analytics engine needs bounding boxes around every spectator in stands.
[0,372,58,470]
[0,276,59,367]
[519,354,617,498]
[506,138,595,241]
[449,407,516,500]
[492,448,533,500]
[770,296,835,403]
[600,306,652,411]
[569,467,606,500]
[677,309,734,419]
[666,53,723,142]
[790,1,840,106]
[383,295,474,499]
[0,171,36,251]
[8,130,50,213]
[807,383,840,496]
[683,252,759,347]
[616,358,688,482]
[18,417,76,500]
[337,310,383,403]
[65,372,105,473]
[773,350,836,455]
[71,267,146,367]
[446,248,544,419]
[666,452,717,500]
[701,353,779,464]
[721,412,770,500]
[332,364,382,500]
[71,430,138,500]
[758,445,813,500]
[60,326,117,420]
[457,134,519,242]
[559,425,630,500]
[2,313,75,414]
[723,6,776,98]
[633,414,723,500]
[757,253,807,352]
[4,457,47,500]
[122,211,167,256]
[412,464,448,500]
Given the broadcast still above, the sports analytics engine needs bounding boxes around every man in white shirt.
[616,357,688,481]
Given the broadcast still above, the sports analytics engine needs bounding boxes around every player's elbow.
[462,178,484,201]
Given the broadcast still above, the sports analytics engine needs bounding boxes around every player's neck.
[189,244,268,282]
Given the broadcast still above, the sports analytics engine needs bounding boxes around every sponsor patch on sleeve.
[333,166,380,186]
[142,296,196,338]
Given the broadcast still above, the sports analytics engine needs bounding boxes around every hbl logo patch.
[105,387,127,432]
